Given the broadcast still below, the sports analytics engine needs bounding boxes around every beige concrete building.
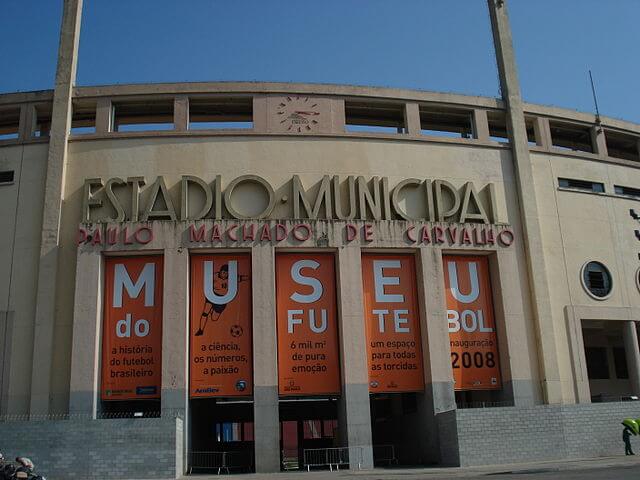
[1,1,640,478]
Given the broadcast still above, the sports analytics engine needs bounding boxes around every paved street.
[172,456,640,480]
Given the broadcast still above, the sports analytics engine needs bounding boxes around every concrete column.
[30,0,84,415]
[533,116,551,149]
[488,0,564,404]
[491,249,538,405]
[161,247,189,415]
[174,96,189,132]
[251,244,280,473]
[591,125,608,157]
[415,248,457,465]
[623,321,640,397]
[18,104,35,141]
[336,247,373,469]
[405,102,421,136]
[95,98,112,134]
[68,249,102,417]
[472,109,491,141]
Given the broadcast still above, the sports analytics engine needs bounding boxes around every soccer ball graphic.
[230,325,243,337]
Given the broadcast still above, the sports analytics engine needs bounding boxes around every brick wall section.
[0,417,182,479]
[456,402,640,466]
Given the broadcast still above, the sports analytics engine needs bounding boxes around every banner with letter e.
[444,255,501,390]
[102,256,163,400]
[362,254,424,393]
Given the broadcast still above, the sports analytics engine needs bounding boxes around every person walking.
[623,426,635,456]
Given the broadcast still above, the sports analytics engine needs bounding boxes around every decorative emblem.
[230,325,243,337]
[236,380,247,392]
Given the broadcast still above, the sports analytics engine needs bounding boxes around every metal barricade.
[303,446,363,471]
[188,451,253,474]
[373,444,397,466]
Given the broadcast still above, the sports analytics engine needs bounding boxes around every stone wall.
[455,402,640,466]
[0,416,182,479]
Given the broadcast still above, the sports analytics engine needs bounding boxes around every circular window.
[580,261,613,300]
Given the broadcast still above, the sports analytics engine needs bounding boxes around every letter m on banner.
[113,262,156,307]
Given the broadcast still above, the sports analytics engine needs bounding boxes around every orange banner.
[190,254,252,397]
[276,253,341,396]
[362,254,424,393]
[102,256,163,400]
[444,255,501,390]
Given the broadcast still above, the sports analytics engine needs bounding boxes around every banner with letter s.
[102,256,163,400]
[190,254,252,398]
[276,253,341,396]
[444,255,501,390]
[362,254,424,393]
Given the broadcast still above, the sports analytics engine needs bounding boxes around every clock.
[276,96,321,133]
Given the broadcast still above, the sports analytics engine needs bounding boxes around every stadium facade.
[1,1,640,478]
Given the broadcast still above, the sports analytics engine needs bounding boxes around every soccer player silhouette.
[195,264,249,337]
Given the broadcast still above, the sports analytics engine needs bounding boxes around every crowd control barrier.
[188,451,253,474]
[303,446,364,471]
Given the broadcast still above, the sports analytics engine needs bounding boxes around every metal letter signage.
[190,254,253,397]
[276,253,341,396]
[362,254,425,393]
[102,256,163,400]
[444,255,501,390]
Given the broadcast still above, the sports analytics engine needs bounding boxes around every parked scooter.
[0,455,45,480]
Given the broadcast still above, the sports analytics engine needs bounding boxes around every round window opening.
[581,261,612,299]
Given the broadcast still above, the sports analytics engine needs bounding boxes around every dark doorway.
[189,399,254,474]
[279,399,339,470]
[370,393,420,466]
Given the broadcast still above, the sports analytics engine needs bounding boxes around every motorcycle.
[0,455,45,480]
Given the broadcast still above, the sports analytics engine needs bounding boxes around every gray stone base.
[0,416,182,479]
[454,402,640,466]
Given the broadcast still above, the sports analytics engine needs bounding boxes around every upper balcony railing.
[0,82,639,166]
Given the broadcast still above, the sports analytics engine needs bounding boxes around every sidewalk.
[177,455,640,479]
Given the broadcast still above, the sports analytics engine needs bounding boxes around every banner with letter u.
[362,254,424,393]
[102,256,163,400]
[276,253,341,396]
[444,255,501,390]
[190,254,252,397]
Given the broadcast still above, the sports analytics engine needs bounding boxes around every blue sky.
[1,1,638,123]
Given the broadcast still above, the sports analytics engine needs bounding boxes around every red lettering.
[420,226,431,244]
[242,223,256,241]
[77,228,87,245]
[211,224,222,242]
[346,224,357,242]
[406,225,416,243]
[292,223,312,241]
[260,224,272,241]
[473,227,486,245]
[189,224,206,242]
[364,224,374,242]
[462,228,472,245]
[434,225,445,244]
[134,227,153,244]
[91,228,102,245]
[498,228,514,247]
[275,224,287,241]
[486,228,496,245]
[227,225,238,241]
[106,227,118,245]
[446,226,457,244]
[123,226,134,245]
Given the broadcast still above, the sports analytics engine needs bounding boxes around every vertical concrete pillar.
[30,0,84,415]
[336,247,373,469]
[472,109,491,141]
[174,96,189,132]
[161,247,189,416]
[415,248,457,465]
[533,116,551,149]
[591,125,608,157]
[251,245,280,472]
[404,102,421,136]
[95,98,112,134]
[488,0,563,404]
[623,321,640,397]
[68,249,102,417]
